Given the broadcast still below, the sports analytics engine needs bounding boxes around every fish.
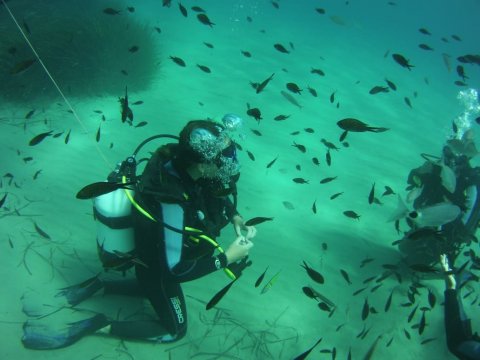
[392,53,414,70]
[369,86,389,94]
[385,78,397,91]
[318,302,331,312]
[301,261,324,284]
[456,65,468,81]
[273,43,289,53]
[307,86,318,97]
[29,131,53,146]
[362,298,370,320]
[312,200,317,214]
[404,97,412,108]
[128,46,139,53]
[368,183,375,204]
[451,34,462,41]
[154,26,161,33]
[315,8,326,14]
[330,91,336,103]
[282,201,295,210]
[326,150,331,166]
[206,278,238,310]
[197,64,211,73]
[407,304,419,323]
[304,128,315,133]
[9,59,36,74]
[96,125,101,142]
[418,311,426,335]
[312,157,320,166]
[103,8,121,15]
[330,192,344,200]
[293,337,322,360]
[261,270,281,294]
[241,50,251,57]
[343,210,360,219]
[33,170,42,180]
[256,73,275,94]
[127,6,135,12]
[320,176,337,184]
[292,142,306,153]
[169,56,186,67]
[363,335,382,360]
[119,86,133,124]
[244,217,273,226]
[255,266,268,287]
[178,2,188,17]
[280,91,302,108]
[191,6,205,12]
[382,186,395,196]
[65,129,71,144]
[274,114,290,121]
[246,107,262,122]
[266,156,278,168]
[337,118,389,133]
[340,269,351,284]
[34,222,51,240]
[293,178,309,184]
[419,28,431,35]
[286,82,302,94]
[76,181,135,200]
[162,0,172,7]
[250,129,262,137]
[25,110,36,119]
[0,193,7,208]
[246,150,255,161]
[418,43,434,51]
[385,290,393,312]
[197,13,215,27]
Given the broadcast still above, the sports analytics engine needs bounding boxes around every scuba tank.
[94,156,137,272]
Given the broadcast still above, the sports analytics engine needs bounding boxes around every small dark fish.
[307,86,318,97]
[266,156,278,169]
[178,2,188,17]
[382,186,395,196]
[330,192,344,200]
[311,68,325,76]
[315,8,326,14]
[312,157,320,166]
[339,130,348,142]
[329,91,336,103]
[385,78,397,91]
[321,139,340,151]
[103,7,121,15]
[385,290,393,312]
[250,129,262,137]
[363,335,383,360]
[271,1,280,9]
[33,170,42,180]
[280,90,303,108]
[0,193,7,208]
[120,69,128,76]
[192,63,211,73]
[451,34,462,41]
[304,128,315,133]
[244,217,273,226]
[318,302,331,312]
[23,156,33,163]
[340,269,351,284]
[127,6,135,12]
[128,45,139,53]
[320,176,337,184]
[10,59,36,75]
[353,287,368,296]
[293,337,322,360]
[418,311,426,335]
[362,298,370,320]
[241,50,251,57]
[368,183,375,204]
[162,0,172,7]
[418,43,434,51]
[65,129,71,144]
[29,131,53,146]
[274,114,290,121]
[454,80,468,87]
[337,118,389,133]
[293,178,309,184]
[256,73,275,94]
[407,304,419,323]
[203,42,214,48]
[119,86,133,124]
[419,28,431,35]
[312,200,317,214]
[282,201,295,210]
[369,86,389,95]
[132,101,144,105]
[301,261,324,284]
[191,6,205,12]
[404,97,412,108]
[255,266,269,287]
[292,142,306,153]
[246,150,255,161]
[169,56,186,67]
[154,26,161,33]
[428,289,436,309]
[246,107,262,122]
[197,13,215,27]
[343,210,360,219]
[34,222,51,240]
[286,82,302,94]
[392,53,414,70]
[326,150,331,166]
[274,43,289,53]
[76,181,135,200]
[456,65,468,81]
[96,125,101,142]
[206,278,237,310]
[135,121,148,128]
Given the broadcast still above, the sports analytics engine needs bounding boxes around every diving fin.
[22,313,110,350]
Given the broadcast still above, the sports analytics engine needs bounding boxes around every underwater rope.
[1,0,112,168]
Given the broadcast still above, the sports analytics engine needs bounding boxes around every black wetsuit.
[104,146,237,342]
[445,289,480,359]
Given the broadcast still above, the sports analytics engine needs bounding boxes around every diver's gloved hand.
[227,256,252,278]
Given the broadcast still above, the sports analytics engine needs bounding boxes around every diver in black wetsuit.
[440,254,480,360]
[22,118,257,349]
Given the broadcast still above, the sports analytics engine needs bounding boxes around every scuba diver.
[22,115,257,349]
[394,126,480,266]
[440,254,480,359]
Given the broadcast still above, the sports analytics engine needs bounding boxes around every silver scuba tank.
[93,157,137,271]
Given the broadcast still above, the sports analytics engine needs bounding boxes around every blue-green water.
[0,0,479,359]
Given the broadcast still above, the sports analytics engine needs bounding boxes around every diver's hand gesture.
[225,236,253,265]
[232,215,257,240]
[440,254,456,290]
